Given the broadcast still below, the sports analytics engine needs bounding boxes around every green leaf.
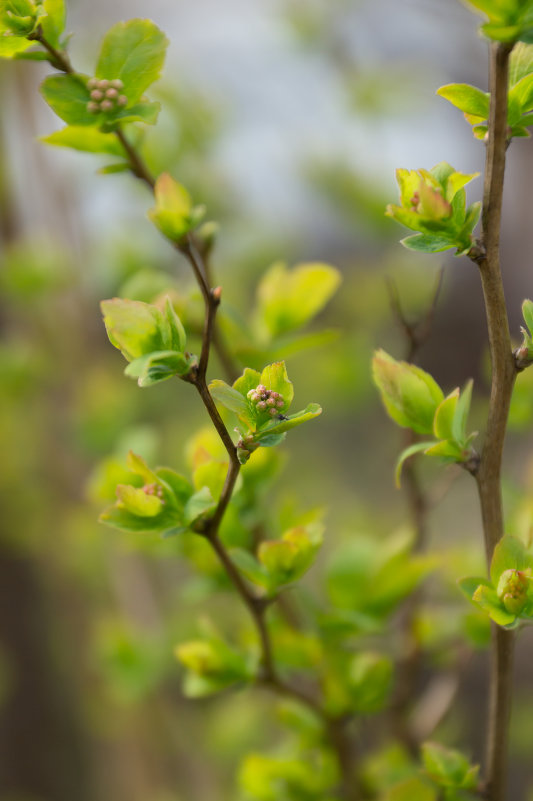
[385,777,437,801]
[183,486,216,526]
[254,260,341,338]
[40,74,96,126]
[101,298,169,361]
[452,379,473,444]
[510,72,533,113]
[164,296,186,351]
[208,379,249,416]
[400,233,458,253]
[458,576,491,600]
[40,125,124,155]
[110,99,161,126]
[40,0,65,47]
[255,403,322,438]
[348,651,393,713]
[233,367,262,398]
[0,35,33,57]
[433,389,459,440]
[509,42,533,85]
[424,439,465,460]
[95,18,168,105]
[116,483,162,517]
[395,441,436,487]
[481,22,521,42]
[229,548,270,589]
[522,298,533,334]
[472,585,517,627]
[147,173,200,241]
[372,350,444,435]
[124,349,194,386]
[155,468,193,506]
[490,534,533,585]
[437,83,490,119]
[421,742,479,790]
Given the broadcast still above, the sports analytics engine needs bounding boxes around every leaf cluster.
[372,350,477,484]
[459,535,533,628]
[385,162,480,256]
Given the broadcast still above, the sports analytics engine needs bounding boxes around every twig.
[28,25,73,73]
[386,274,443,752]
[469,41,517,801]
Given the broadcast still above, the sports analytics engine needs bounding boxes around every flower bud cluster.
[497,568,530,615]
[86,78,127,114]
[247,384,285,417]
[143,483,165,503]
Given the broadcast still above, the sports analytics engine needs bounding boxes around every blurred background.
[2,0,533,799]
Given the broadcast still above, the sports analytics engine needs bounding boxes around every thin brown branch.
[28,25,73,73]
[386,268,444,363]
[469,41,517,801]
[114,128,156,190]
[386,276,442,752]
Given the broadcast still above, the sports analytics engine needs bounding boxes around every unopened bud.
[276,399,284,408]
[110,79,124,90]
[90,89,103,101]
[117,95,128,107]
[269,408,277,416]
[87,78,98,90]
[257,401,267,411]
[105,87,118,99]
[87,101,100,114]
[100,99,114,112]
[497,568,530,615]
[212,286,222,302]
[266,397,276,406]
[98,79,110,90]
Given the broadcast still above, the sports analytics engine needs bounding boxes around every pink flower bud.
[87,101,100,114]
[256,385,266,394]
[117,95,128,107]
[90,89,103,101]
[105,87,118,99]
[98,79,110,90]
[276,399,284,408]
[87,78,98,90]
[100,99,114,112]
[269,408,277,416]
[266,397,276,406]
[110,79,124,90]
[257,401,267,411]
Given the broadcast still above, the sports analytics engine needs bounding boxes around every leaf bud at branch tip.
[212,286,222,303]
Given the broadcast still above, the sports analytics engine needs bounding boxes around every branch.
[470,41,517,801]
[386,274,442,753]
[28,25,73,73]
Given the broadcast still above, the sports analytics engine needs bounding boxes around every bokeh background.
[2,0,533,799]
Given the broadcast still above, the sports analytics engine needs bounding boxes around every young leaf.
[208,379,249,416]
[372,350,444,435]
[40,0,65,47]
[395,441,436,487]
[254,261,341,338]
[40,74,95,126]
[436,83,490,119]
[433,389,459,441]
[490,534,533,585]
[95,18,169,105]
[101,298,168,361]
[401,233,459,253]
[41,125,124,155]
